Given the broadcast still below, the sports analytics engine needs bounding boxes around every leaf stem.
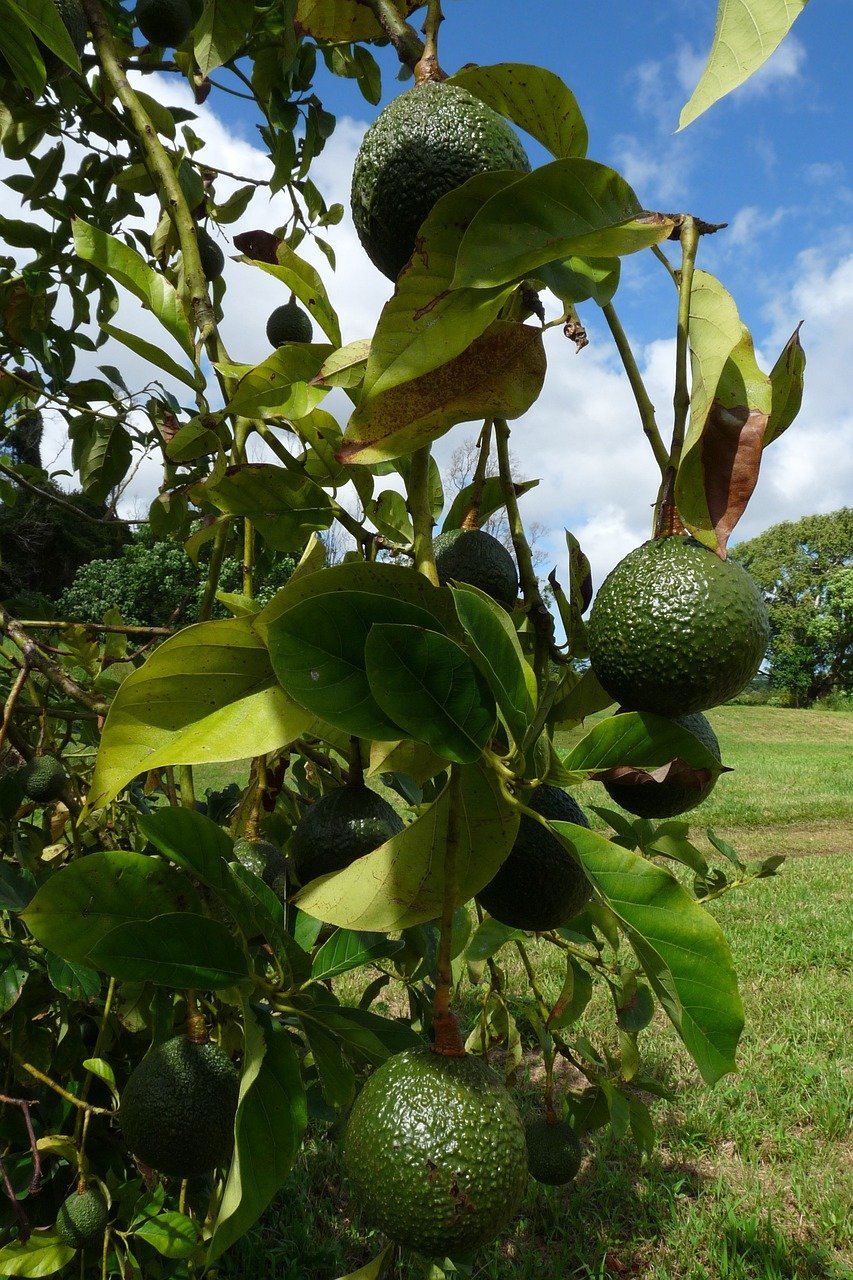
[601,302,668,474]
[406,447,439,585]
[669,214,700,475]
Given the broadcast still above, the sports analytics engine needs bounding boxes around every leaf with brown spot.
[232,229,280,263]
[294,0,423,42]
[337,321,546,465]
[765,322,806,446]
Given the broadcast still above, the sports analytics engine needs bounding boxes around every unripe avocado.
[266,301,313,346]
[344,1047,528,1255]
[196,227,224,281]
[290,784,403,885]
[351,80,530,280]
[588,535,770,716]
[44,0,87,77]
[525,1117,582,1186]
[232,836,288,897]
[134,0,194,47]
[119,1036,238,1179]
[603,710,721,818]
[19,755,68,802]
[55,1185,109,1247]
[477,785,592,931]
[432,527,519,611]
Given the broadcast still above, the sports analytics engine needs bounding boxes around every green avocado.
[119,1036,239,1179]
[588,535,769,716]
[19,755,68,803]
[266,300,313,346]
[525,1117,582,1186]
[432,527,519,611]
[0,0,86,82]
[343,1047,528,1255]
[603,710,721,819]
[134,0,195,48]
[350,80,530,280]
[55,1185,109,1248]
[477,785,592,931]
[232,836,288,897]
[290,784,403,885]
[196,227,225,281]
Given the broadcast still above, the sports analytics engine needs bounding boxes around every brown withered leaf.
[593,757,729,788]
[232,230,281,264]
[700,400,767,556]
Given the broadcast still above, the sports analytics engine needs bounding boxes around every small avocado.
[266,301,313,347]
[55,1185,109,1248]
[525,1117,582,1186]
[432,527,519,611]
[290,784,403,885]
[134,0,195,48]
[232,836,288,897]
[19,755,68,803]
[196,227,225,281]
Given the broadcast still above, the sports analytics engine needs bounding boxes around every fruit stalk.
[414,0,446,85]
[357,0,426,71]
[433,765,464,1054]
[601,302,668,474]
[461,419,494,529]
[406,446,439,586]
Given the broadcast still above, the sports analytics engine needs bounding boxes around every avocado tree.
[0,1,810,1276]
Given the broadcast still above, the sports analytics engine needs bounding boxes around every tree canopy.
[732,510,853,705]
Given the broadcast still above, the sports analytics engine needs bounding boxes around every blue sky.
[23,0,853,588]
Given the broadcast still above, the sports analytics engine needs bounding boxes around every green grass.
[208,708,853,1280]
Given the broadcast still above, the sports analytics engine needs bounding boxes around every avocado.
[19,755,68,803]
[588,535,770,716]
[266,301,313,346]
[477,785,592,931]
[603,710,721,818]
[350,80,530,280]
[343,1047,528,1255]
[525,1117,582,1186]
[119,1035,239,1179]
[54,1185,109,1248]
[290,784,403,885]
[232,836,288,897]
[134,0,195,48]
[196,227,224,281]
[432,527,519,611]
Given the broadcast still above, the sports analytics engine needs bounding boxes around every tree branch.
[355,0,425,71]
[0,607,108,716]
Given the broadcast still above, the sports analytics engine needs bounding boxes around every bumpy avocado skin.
[55,1186,109,1247]
[433,528,519,611]
[477,785,592,931]
[119,1036,239,1179]
[351,80,530,280]
[344,1047,528,1255]
[134,0,194,47]
[20,755,67,802]
[588,536,770,717]
[266,301,313,346]
[197,228,225,281]
[290,785,403,884]
[232,837,289,897]
[604,710,721,819]
[525,1118,582,1186]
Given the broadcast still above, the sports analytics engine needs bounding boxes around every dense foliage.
[0,1,810,1277]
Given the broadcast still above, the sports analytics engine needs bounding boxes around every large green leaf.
[198,463,333,550]
[442,475,538,534]
[193,0,253,75]
[72,220,193,355]
[294,763,519,930]
[20,853,201,966]
[450,585,536,749]
[551,822,744,1083]
[90,913,249,988]
[88,618,312,810]
[267,592,447,740]
[0,1,46,96]
[562,711,725,775]
[678,0,809,130]
[293,0,421,42]
[362,172,522,403]
[221,344,330,418]
[450,63,588,159]
[452,160,676,289]
[677,271,771,554]
[244,246,342,346]
[339,321,546,465]
[0,1234,74,1277]
[257,560,458,635]
[208,1005,307,1262]
[364,624,498,764]
[7,0,81,71]
[68,415,133,503]
[311,930,405,982]
[102,323,198,390]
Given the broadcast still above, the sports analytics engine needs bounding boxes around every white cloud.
[737,35,807,97]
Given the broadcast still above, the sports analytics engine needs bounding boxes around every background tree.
[732,509,853,705]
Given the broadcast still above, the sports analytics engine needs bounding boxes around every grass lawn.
[206,707,853,1280]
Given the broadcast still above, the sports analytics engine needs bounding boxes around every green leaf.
[138,806,231,887]
[450,63,588,159]
[72,219,193,356]
[0,1234,75,1277]
[209,1005,307,1262]
[442,475,538,534]
[7,0,80,71]
[364,624,497,764]
[87,617,312,810]
[547,955,594,1029]
[193,0,253,76]
[307,1003,421,1063]
[198,463,332,550]
[538,255,621,307]
[101,324,198,390]
[339,321,547,465]
[765,323,806,445]
[81,1057,119,1103]
[0,1,46,96]
[333,1244,395,1280]
[562,710,725,776]
[450,585,536,748]
[300,1017,356,1108]
[293,0,420,42]
[90,912,249,987]
[453,160,676,289]
[267,591,448,741]
[68,415,133,504]
[678,0,809,129]
[244,246,342,346]
[362,172,522,403]
[20,852,201,967]
[466,917,525,962]
[0,942,28,1016]
[258,561,458,636]
[45,953,100,1001]
[311,929,405,982]
[294,763,519,931]
[551,822,744,1083]
[133,1211,199,1260]
[222,344,330,419]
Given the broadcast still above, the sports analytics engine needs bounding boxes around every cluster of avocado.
[587,535,769,818]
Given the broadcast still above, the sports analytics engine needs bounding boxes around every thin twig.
[0,607,108,715]
[0,661,30,753]
[600,303,668,475]
[0,462,142,526]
